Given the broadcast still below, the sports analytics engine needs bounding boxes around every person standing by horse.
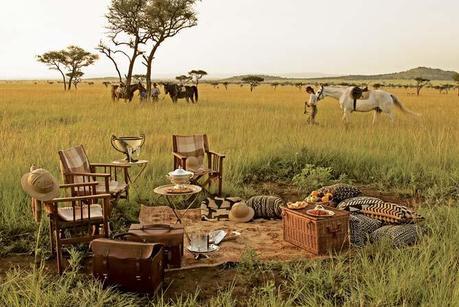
[304,86,319,125]
[151,82,160,102]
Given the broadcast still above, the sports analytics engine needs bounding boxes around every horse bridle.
[316,85,325,101]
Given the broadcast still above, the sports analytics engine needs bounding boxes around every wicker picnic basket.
[282,204,350,255]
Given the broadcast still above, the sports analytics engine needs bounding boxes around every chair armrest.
[59,182,99,188]
[50,193,111,203]
[91,163,131,169]
[208,150,225,158]
[66,172,111,178]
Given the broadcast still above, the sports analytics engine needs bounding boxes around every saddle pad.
[246,195,284,219]
[317,184,362,204]
[337,196,385,212]
[370,224,422,247]
[349,214,382,247]
[362,202,424,224]
[200,197,243,221]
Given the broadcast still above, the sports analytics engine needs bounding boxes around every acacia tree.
[98,0,149,97]
[242,76,264,92]
[414,77,430,96]
[189,69,207,85]
[271,82,279,90]
[222,82,229,90]
[453,72,459,96]
[64,46,98,90]
[37,51,68,90]
[37,46,97,91]
[142,0,198,99]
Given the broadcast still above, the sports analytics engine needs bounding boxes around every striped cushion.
[370,224,422,247]
[246,196,284,219]
[318,184,362,203]
[362,202,424,224]
[350,214,383,247]
[201,197,243,221]
[338,196,385,212]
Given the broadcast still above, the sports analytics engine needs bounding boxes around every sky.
[1,0,458,79]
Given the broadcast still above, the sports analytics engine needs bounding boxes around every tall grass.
[1,83,458,232]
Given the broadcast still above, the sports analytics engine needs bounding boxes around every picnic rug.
[139,205,317,268]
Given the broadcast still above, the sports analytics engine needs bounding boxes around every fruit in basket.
[311,191,319,197]
[321,195,330,203]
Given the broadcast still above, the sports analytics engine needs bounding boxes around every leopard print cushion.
[246,195,284,219]
[362,202,424,224]
[370,224,423,247]
[318,184,362,203]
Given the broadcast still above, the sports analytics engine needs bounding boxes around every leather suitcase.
[127,224,184,268]
[90,238,164,294]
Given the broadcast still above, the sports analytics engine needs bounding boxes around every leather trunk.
[90,239,164,294]
[128,224,184,268]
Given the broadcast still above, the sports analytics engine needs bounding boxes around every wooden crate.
[282,205,350,255]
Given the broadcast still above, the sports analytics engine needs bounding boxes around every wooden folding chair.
[172,134,225,196]
[58,145,130,202]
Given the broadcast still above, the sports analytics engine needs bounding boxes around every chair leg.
[55,232,63,274]
[218,176,223,196]
[49,221,56,256]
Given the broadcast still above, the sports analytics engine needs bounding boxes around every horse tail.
[391,94,421,116]
[193,86,198,102]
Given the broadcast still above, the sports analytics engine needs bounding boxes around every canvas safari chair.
[172,134,225,196]
[40,182,111,274]
[58,145,130,202]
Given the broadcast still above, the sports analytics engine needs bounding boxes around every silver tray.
[187,244,220,253]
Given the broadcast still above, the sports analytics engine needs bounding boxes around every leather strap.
[131,224,172,232]
[113,232,147,243]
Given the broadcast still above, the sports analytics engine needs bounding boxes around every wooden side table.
[153,184,202,224]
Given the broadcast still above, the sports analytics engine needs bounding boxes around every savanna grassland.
[0,82,458,306]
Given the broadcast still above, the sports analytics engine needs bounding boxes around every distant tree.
[242,76,264,92]
[133,74,146,83]
[453,72,459,96]
[373,83,383,89]
[102,81,111,88]
[37,46,98,91]
[63,46,98,90]
[143,0,198,100]
[414,77,430,96]
[188,70,207,85]
[210,82,219,89]
[271,82,279,90]
[37,51,68,90]
[176,75,192,85]
[222,82,229,90]
[295,82,304,90]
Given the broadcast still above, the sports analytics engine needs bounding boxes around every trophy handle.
[111,135,124,153]
[139,134,145,148]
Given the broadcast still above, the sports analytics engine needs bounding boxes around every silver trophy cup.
[111,134,145,162]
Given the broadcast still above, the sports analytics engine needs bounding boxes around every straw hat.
[229,202,255,223]
[21,166,59,201]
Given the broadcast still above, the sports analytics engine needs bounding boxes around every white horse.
[315,85,420,126]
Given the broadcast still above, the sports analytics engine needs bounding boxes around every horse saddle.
[350,86,370,111]
[350,86,369,100]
